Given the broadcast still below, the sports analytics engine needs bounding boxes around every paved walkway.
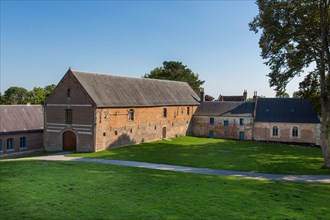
[13,152,330,184]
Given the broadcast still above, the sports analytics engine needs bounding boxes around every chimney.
[253,91,258,102]
[243,90,247,101]
[200,87,205,102]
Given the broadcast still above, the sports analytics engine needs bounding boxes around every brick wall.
[192,116,254,140]
[254,122,320,145]
[95,105,197,151]
[44,71,96,152]
[0,131,43,156]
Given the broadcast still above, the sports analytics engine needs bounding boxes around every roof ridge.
[71,70,189,85]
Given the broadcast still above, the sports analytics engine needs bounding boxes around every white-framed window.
[292,126,299,137]
[272,126,279,137]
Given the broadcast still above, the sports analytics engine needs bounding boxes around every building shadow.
[108,133,136,148]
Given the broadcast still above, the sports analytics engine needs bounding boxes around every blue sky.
[1,1,303,98]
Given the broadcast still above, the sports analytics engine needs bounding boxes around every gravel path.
[12,152,330,184]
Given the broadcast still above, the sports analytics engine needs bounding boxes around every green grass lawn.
[71,136,330,175]
[1,160,329,220]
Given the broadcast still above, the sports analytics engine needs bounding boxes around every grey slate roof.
[0,105,44,133]
[255,98,320,123]
[194,101,254,116]
[71,70,200,108]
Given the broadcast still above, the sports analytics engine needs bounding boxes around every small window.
[128,109,134,121]
[67,89,71,97]
[0,139,2,151]
[187,107,190,115]
[7,138,14,150]
[210,117,215,125]
[239,118,244,125]
[272,126,278,137]
[224,120,229,126]
[114,131,118,135]
[292,126,299,137]
[65,109,73,124]
[163,108,168,118]
[20,137,27,148]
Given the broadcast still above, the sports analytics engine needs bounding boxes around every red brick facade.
[44,69,199,152]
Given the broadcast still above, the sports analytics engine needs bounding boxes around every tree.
[29,87,46,104]
[1,84,56,105]
[0,92,5,104]
[276,92,290,98]
[44,84,56,99]
[249,0,330,168]
[3,86,29,104]
[144,61,205,94]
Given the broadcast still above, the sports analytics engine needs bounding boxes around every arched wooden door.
[162,127,167,139]
[63,131,76,151]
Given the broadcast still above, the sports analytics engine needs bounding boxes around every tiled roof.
[194,101,254,116]
[255,98,320,123]
[71,70,200,108]
[0,105,44,133]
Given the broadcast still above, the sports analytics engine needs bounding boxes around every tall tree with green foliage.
[3,87,29,104]
[144,61,205,94]
[249,0,330,168]
[44,84,56,99]
[29,87,46,104]
[1,84,56,105]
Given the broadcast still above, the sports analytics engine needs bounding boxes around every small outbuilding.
[0,105,44,157]
[254,98,321,145]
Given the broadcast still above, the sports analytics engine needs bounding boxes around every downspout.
[252,91,258,141]
[43,104,47,150]
[93,105,97,152]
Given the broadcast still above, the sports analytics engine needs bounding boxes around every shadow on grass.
[70,136,330,175]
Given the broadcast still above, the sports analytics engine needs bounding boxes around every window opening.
[292,126,298,137]
[128,109,134,121]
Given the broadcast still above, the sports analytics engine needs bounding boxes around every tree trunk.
[319,0,330,168]
[320,98,330,168]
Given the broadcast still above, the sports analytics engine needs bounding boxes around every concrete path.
[12,152,330,184]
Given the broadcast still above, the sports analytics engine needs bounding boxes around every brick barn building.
[44,69,200,152]
[0,105,44,157]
